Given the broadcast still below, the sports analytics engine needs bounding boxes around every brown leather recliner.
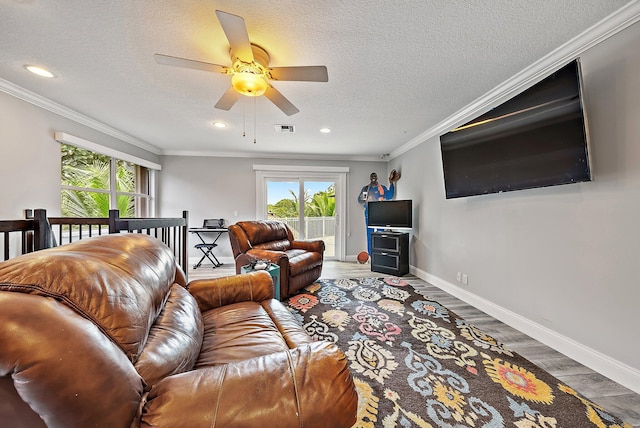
[0,234,356,428]
[228,220,325,299]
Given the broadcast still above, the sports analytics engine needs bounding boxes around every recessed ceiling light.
[211,121,227,129]
[25,65,55,78]
[320,128,331,133]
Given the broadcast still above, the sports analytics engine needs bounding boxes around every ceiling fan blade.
[214,86,242,110]
[154,53,228,74]
[215,10,254,63]
[264,86,300,116]
[269,66,329,82]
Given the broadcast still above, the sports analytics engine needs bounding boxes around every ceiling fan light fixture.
[231,72,268,97]
[155,12,325,115]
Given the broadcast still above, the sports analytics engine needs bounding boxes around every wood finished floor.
[189,260,640,427]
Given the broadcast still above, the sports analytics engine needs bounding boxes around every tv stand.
[370,231,409,276]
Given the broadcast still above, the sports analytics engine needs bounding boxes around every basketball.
[357,251,369,264]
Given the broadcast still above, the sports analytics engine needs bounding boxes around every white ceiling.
[0,0,636,160]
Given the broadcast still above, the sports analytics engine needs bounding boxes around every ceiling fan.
[154,10,328,116]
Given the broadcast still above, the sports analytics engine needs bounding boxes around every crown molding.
[54,132,162,170]
[390,0,640,160]
[5,1,638,162]
[0,73,384,162]
[0,75,378,161]
[253,164,349,172]
[162,149,384,162]
[0,77,162,155]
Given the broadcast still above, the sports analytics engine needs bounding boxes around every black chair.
[193,219,226,268]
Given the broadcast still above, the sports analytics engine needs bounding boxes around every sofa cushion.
[142,341,357,428]
[135,284,204,386]
[254,238,291,252]
[0,291,144,428]
[238,220,291,246]
[0,234,176,363]
[195,301,289,367]
[286,249,323,276]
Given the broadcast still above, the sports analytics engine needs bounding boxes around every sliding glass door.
[255,166,348,260]
[266,180,336,256]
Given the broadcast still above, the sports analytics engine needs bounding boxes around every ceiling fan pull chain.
[253,96,257,144]
[242,96,246,137]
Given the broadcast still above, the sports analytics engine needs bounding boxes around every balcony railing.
[272,216,335,239]
[18,209,189,279]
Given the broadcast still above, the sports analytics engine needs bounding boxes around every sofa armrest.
[291,239,325,254]
[246,248,289,265]
[188,271,274,311]
[140,341,357,428]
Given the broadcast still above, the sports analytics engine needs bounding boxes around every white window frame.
[254,164,348,261]
[56,132,160,216]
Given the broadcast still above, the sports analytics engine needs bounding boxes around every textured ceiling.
[0,0,635,160]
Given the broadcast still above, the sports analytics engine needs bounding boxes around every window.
[254,165,348,261]
[60,144,153,217]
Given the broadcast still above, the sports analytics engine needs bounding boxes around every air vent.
[275,124,295,133]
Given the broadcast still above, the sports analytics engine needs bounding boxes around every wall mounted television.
[367,199,413,229]
[439,59,592,199]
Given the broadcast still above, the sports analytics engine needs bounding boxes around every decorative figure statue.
[357,170,401,254]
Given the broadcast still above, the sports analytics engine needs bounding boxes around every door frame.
[254,165,348,261]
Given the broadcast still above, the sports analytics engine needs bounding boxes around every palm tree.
[306,185,335,217]
[61,145,136,217]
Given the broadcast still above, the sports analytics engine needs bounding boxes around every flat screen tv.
[440,59,592,199]
[367,199,412,229]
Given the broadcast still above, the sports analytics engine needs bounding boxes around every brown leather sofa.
[0,234,357,428]
[228,220,324,299]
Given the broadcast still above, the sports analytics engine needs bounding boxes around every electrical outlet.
[462,274,468,285]
[456,272,462,282]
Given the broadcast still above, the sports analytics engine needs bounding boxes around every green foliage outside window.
[61,144,136,218]
[307,186,335,217]
[268,185,335,218]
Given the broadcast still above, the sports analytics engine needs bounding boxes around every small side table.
[241,263,281,300]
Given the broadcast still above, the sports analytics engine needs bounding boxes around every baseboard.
[410,265,640,395]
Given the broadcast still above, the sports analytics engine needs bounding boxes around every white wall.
[158,155,387,261]
[0,88,389,261]
[0,93,60,217]
[393,20,640,389]
[0,91,161,219]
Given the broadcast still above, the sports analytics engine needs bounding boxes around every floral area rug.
[285,277,630,428]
